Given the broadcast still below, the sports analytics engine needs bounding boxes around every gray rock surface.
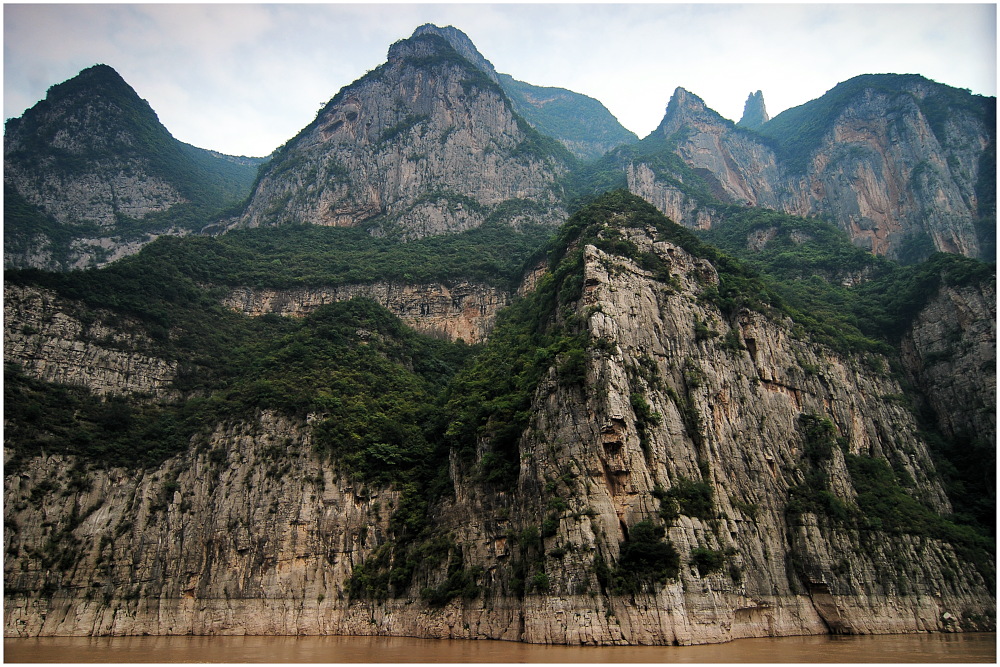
[5,221,993,642]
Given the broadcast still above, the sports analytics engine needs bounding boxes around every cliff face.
[411,24,637,161]
[3,284,177,397]
[5,200,993,642]
[237,31,570,238]
[222,281,509,344]
[3,65,259,271]
[631,78,994,260]
[901,280,996,444]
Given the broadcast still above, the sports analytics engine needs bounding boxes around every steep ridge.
[237,30,573,238]
[412,24,638,161]
[3,65,262,271]
[627,76,995,261]
[5,192,993,641]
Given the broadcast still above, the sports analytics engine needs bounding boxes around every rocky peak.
[237,27,570,237]
[737,90,769,128]
[630,76,994,260]
[5,64,167,164]
[4,64,259,271]
[654,87,730,139]
[411,24,500,84]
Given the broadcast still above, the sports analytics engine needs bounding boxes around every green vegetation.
[653,477,714,522]
[845,453,994,586]
[498,74,637,161]
[117,218,555,293]
[5,64,262,267]
[700,205,995,354]
[754,74,994,174]
[595,520,680,594]
[690,547,726,577]
[784,411,994,585]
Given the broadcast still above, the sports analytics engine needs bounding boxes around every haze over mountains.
[5,24,995,270]
[3,24,996,643]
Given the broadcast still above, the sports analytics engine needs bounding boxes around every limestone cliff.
[630,77,995,261]
[236,30,571,238]
[223,281,509,344]
[3,65,260,271]
[5,194,993,642]
[3,283,177,397]
[412,24,637,161]
[901,279,996,445]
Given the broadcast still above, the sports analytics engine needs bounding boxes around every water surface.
[5,632,995,663]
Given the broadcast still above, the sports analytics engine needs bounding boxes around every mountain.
[3,191,993,640]
[235,29,574,239]
[737,90,769,128]
[3,64,263,270]
[2,24,996,645]
[412,24,638,160]
[626,75,995,262]
[498,74,639,161]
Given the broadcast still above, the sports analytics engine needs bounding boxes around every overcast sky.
[4,2,997,157]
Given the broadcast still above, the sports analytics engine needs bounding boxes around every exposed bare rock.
[3,65,259,270]
[737,90,769,129]
[5,209,992,642]
[223,281,509,344]
[3,284,177,396]
[631,78,994,261]
[901,280,996,443]
[237,31,570,238]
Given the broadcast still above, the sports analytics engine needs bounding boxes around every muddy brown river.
[4,632,995,662]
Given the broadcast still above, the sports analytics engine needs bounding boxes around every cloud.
[4,3,996,156]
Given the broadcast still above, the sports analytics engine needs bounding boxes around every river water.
[4,633,995,663]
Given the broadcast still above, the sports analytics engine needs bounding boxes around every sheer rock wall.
[4,225,993,642]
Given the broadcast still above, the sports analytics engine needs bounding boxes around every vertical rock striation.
[629,77,994,261]
[237,30,571,238]
[5,196,993,642]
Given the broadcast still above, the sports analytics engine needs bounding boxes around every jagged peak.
[652,86,730,138]
[737,90,769,128]
[409,24,500,84]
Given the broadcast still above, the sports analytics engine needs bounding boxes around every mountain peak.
[652,86,728,138]
[737,90,769,128]
[409,24,499,83]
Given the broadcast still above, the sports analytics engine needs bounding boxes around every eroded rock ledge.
[223,282,510,344]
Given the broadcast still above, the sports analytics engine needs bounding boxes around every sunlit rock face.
[5,211,993,642]
[630,78,994,261]
[222,281,509,344]
[237,31,570,239]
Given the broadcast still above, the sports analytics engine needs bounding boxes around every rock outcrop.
[5,197,992,642]
[412,24,637,161]
[901,279,996,444]
[3,283,177,397]
[223,281,509,344]
[737,90,769,129]
[236,30,571,238]
[629,77,995,261]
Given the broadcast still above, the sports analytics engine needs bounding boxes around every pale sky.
[4,3,997,157]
